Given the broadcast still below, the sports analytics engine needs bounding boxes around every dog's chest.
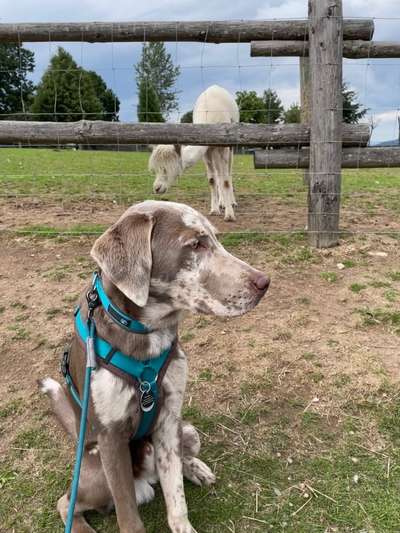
[90,346,188,430]
[91,368,137,427]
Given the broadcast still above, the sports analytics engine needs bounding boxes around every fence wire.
[0,17,399,239]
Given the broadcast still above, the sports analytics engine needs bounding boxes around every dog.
[39,200,269,533]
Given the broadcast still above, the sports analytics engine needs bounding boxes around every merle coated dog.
[39,200,269,533]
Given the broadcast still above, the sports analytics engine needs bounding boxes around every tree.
[86,71,120,121]
[135,42,180,117]
[262,89,284,124]
[342,82,367,124]
[282,84,367,125]
[0,44,35,119]
[30,47,107,121]
[137,79,164,122]
[236,91,266,124]
[283,103,301,123]
[180,110,193,123]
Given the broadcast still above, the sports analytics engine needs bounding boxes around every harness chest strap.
[64,305,174,440]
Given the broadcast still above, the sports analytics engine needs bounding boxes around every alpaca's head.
[149,145,183,194]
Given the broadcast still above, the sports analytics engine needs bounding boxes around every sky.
[2,0,400,143]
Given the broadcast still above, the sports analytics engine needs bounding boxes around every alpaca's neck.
[182,146,208,170]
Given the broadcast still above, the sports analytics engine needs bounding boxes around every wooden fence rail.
[254,147,400,169]
[251,40,400,59]
[0,19,374,43]
[0,121,370,147]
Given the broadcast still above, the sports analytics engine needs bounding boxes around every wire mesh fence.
[0,16,399,239]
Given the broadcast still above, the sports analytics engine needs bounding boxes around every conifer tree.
[31,47,103,121]
[135,42,180,117]
[137,79,164,122]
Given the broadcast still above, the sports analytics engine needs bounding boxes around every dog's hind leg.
[182,423,216,487]
[57,450,114,533]
[57,493,97,533]
[38,377,77,438]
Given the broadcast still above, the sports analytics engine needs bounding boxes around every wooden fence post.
[308,0,343,248]
[300,57,310,186]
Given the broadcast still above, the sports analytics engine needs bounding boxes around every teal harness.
[63,272,174,533]
[64,272,174,439]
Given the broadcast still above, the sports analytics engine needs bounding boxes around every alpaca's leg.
[204,148,220,215]
[213,148,235,221]
[229,148,238,207]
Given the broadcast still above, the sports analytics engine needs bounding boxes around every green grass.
[342,259,356,268]
[1,148,400,212]
[350,282,367,293]
[357,307,400,333]
[4,387,400,533]
[387,271,400,282]
[320,271,338,283]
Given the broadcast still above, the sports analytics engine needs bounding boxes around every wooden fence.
[1,2,399,247]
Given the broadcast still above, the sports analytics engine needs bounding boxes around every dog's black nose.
[251,274,270,292]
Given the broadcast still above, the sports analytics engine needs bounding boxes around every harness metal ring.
[139,381,151,393]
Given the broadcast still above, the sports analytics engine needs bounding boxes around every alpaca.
[149,85,240,221]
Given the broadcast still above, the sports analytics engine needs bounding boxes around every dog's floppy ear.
[91,212,154,307]
[174,144,181,156]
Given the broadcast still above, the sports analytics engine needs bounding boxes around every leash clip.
[86,288,99,320]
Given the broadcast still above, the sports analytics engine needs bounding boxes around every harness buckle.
[61,347,70,377]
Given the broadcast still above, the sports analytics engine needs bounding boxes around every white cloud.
[256,1,306,19]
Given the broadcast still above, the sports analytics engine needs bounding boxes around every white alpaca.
[149,85,240,221]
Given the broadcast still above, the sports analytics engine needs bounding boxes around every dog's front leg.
[153,413,195,533]
[98,431,145,533]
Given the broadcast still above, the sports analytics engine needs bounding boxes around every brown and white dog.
[39,200,269,533]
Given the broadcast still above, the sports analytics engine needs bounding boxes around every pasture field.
[0,148,400,532]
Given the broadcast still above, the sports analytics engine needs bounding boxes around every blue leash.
[65,300,98,533]
[63,273,172,532]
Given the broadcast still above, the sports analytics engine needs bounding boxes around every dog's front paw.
[169,516,197,533]
[183,457,216,487]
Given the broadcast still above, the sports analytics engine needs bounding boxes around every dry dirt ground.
[1,193,400,532]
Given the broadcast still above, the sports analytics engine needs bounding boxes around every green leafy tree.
[262,89,284,124]
[180,110,193,123]
[236,90,266,123]
[283,103,301,123]
[0,44,35,119]
[86,71,120,121]
[342,82,367,124]
[135,42,180,117]
[282,84,367,125]
[30,47,103,121]
[137,79,164,122]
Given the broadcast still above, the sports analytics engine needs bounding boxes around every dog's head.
[149,145,183,194]
[91,201,269,317]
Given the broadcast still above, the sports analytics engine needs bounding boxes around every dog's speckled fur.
[39,200,269,533]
